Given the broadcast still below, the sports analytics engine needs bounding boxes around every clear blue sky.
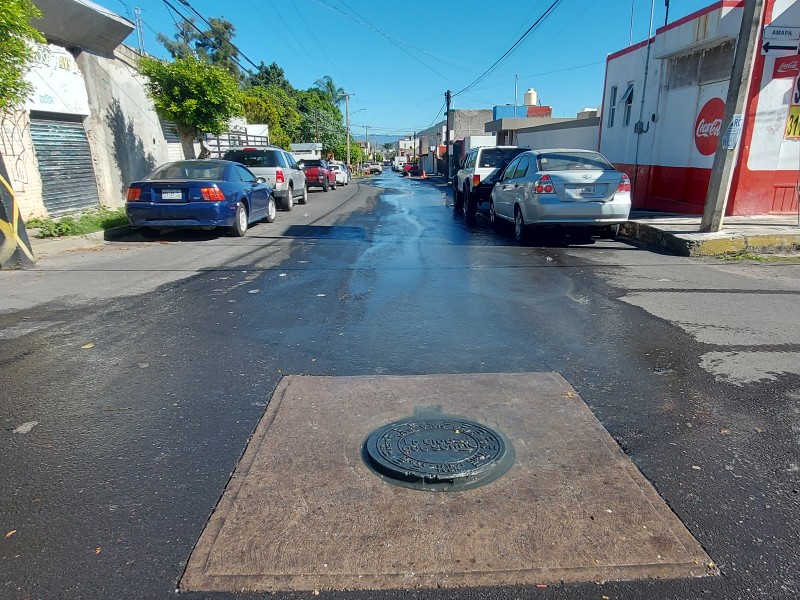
[109,0,706,139]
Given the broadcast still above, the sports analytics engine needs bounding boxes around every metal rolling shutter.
[29,115,101,216]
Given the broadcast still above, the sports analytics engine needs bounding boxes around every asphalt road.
[1,172,798,600]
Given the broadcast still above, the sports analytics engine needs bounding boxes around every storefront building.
[599,0,800,215]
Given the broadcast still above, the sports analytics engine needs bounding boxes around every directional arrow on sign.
[763,40,800,53]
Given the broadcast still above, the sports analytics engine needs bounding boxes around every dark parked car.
[125,159,276,237]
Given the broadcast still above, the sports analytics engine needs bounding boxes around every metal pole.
[364,125,369,162]
[700,0,764,232]
[345,93,351,166]
[445,89,452,179]
[514,73,518,117]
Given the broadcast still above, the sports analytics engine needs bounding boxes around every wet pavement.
[1,172,799,599]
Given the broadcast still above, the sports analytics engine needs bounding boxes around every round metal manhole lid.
[363,417,513,491]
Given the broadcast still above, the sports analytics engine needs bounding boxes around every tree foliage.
[0,0,45,114]
[139,56,243,157]
[155,15,352,152]
[157,17,240,79]
[314,75,346,107]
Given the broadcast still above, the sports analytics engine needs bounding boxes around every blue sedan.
[125,160,276,237]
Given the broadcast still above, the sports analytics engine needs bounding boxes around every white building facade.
[599,0,800,215]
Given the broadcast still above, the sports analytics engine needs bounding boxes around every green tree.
[313,75,346,107]
[330,139,361,165]
[250,61,293,93]
[139,56,243,158]
[0,0,45,114]
[241,85,298,149]
[295,110,346,156]
[157,16,241,79]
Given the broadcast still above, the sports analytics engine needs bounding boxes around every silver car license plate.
[161,190,182,200]
[578,186,596,196]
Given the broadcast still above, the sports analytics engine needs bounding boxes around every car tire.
[282,191,294,211]
[514,206,527,244]
[322,179,329,192]
[265,195,276,223]
[463,186,476,218]
[489,202,498,228]
[298,185,308,205]
[332,178,337,190]
[230,201,248,237]
[453,184,463,211]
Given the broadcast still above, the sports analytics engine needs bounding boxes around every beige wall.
[0,111,45,219]
[78,45,174,209]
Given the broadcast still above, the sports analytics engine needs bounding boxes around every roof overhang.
[33,0,134,53]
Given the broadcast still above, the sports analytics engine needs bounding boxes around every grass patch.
[720,251,800,263]
[31,208,128,238]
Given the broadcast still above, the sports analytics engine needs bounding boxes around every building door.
[29,113,100,217]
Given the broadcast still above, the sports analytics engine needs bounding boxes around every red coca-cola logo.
[773,54,800,78]
[694,97,725,156]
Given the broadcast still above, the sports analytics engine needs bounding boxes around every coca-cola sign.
[694,97,725,156]
[773,54,800,78]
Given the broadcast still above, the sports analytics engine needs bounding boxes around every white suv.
[223,147,307,210]
[453,146,526,217]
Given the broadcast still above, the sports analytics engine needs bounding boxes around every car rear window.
[537,152,613,171]
[477,148,526,168]
[300,160,321,167]
[223,150,280,168]
[149,161,226,180]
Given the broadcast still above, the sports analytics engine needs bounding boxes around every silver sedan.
[489,149,631,243]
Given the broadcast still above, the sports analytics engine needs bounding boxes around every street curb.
[621,221,800,256]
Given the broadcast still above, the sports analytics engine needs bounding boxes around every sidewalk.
[420,173,800,257]
[623,211,800,256]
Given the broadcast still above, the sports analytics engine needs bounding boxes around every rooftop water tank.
[523,88,538,107]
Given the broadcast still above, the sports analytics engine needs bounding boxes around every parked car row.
[453,146,631,243]
[125,151,351,237]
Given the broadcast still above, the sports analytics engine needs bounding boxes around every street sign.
[762,40,800,54]
[763,25,800,41]
[762,24,800,55]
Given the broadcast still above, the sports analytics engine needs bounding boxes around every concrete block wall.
[78,44,173,209]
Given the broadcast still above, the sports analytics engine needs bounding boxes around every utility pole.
[700,0,764,232]
[514,73,518,118]
[344,92,353,166]
[444,90,452,179]
[364,125,370,161]
[134,7,146,54]
[315,111,319,143]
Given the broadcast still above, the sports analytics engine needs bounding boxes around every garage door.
[29,114,101,217]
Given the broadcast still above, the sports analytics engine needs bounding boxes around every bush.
[33,208,128,238]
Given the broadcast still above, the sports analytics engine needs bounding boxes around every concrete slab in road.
[181,373,716,592]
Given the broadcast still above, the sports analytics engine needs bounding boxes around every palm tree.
[314,75,345,107]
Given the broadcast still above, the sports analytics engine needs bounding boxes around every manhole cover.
[363,416,513,491]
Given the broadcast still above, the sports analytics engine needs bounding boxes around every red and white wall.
[599,0,800,215]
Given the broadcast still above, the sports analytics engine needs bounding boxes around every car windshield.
[478,148,526,168]
[223,150,279,168]
[149,161,227,180]
[537,152,613,171]
[330,165,341,171]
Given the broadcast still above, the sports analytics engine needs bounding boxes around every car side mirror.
[256,177,267,184]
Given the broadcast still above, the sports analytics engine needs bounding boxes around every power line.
[172,0,261,71]
[328,0,458,84]
[469,60,606,93]
[454,0,564,98]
